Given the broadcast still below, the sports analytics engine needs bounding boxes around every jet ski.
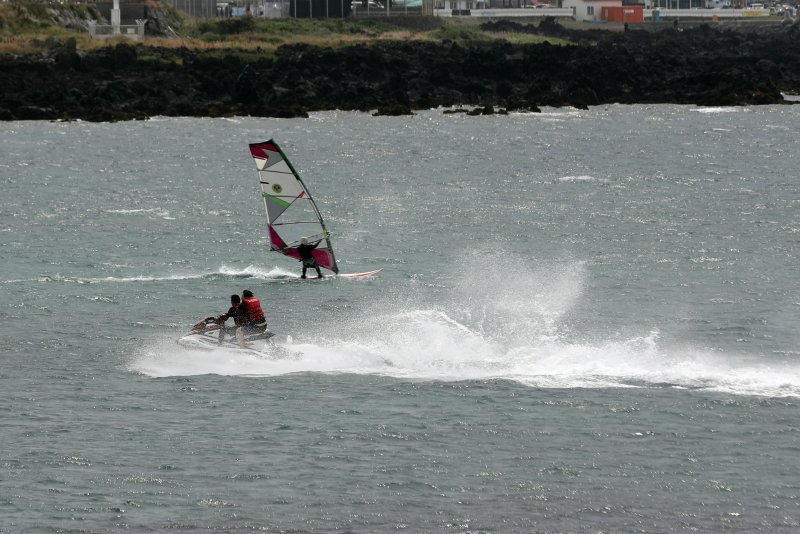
[177,316,299,359]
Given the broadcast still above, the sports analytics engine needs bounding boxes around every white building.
[562,0,622,21]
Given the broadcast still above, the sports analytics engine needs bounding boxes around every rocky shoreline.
[2,19,799,121]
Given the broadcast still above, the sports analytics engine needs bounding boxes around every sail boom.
[272,221,324,226]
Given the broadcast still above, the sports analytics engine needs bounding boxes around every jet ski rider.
[217,290,268,348]
[238,289,268,340]
[216,294,245,344]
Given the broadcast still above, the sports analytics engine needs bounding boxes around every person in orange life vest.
[240,290,267,329]
[216,294,247,343]
[235,289,268,347]
[297,237,323,279]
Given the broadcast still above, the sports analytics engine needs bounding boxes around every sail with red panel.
[249,140,339,274]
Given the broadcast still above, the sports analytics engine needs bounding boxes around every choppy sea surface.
[2,105,799,532]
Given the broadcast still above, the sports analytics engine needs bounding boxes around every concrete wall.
[434,6,573,16]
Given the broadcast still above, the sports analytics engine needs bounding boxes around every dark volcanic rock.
[373,103,414,116]
[1,22,799,121]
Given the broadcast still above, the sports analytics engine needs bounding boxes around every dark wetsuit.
[217,304,246,339]
[297,241,323,278]
[220,305,245,325]
[297,242,319,266]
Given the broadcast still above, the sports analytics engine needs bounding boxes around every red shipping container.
[602,5,644,22]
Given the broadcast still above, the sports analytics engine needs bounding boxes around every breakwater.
[2,21,799,121]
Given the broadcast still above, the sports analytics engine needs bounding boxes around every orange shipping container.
[601,5,644,22]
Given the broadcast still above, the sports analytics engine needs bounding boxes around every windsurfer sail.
[249,140,339,274]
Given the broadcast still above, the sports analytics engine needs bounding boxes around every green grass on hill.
[0,0,569,54]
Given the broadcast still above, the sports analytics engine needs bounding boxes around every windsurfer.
[251,140,339,275]
[297,237,323,279]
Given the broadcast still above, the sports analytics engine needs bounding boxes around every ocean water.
[1,105,799,532]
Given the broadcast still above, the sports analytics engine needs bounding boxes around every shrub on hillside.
[196,16,256,35]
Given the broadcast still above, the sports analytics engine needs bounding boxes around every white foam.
[13,264,295,285]
[558,175,605,183]
[106,208,172,219]
[130,336,388,378]
[132,318,800,397]
[33,273,208,284]
[695,107,743,114]
[130,256,800,398]
[218,264,297,279]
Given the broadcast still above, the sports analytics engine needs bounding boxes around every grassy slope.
[0,1,568,54]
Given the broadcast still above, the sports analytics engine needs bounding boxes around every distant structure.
[89,0,146,40]
[562,0,772,21]
[163,0,781,20]
[166,0,421,18]
[168,0,218,18]
[562,0,643,22]
[111,0,121,33]
[562,0,618,21]
[433,1,573,17]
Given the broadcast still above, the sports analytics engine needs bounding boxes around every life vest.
[242,296,266,324]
